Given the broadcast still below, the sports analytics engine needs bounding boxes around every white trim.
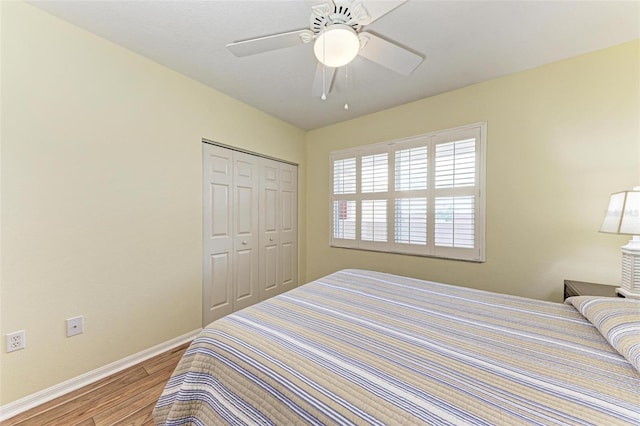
[0,329,201,421]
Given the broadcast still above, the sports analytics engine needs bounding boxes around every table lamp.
[600,187,640,298]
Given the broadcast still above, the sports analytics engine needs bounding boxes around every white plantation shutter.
[333,200,356,240]
[434,138,477,250]
[331,156,357,245]
[330,123,485,261]
[361,200,388,242]
[395,198,427,245]
[395,146,427,191]
[361,153,388,193]
[435,139,475,189]
[333,158,356,194]
[434,196,475,248]
[394,145,428,250]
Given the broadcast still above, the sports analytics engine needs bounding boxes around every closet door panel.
[211,185,230,236]
[208,254,231,309]
[260,159,280,300]
[279,163,298,293]
[233,152,260,311]
[203,146,234,325]
[281,243,293,286]
[264,244,277,292]
[263,185,278,290]
[264,189,277,233]
[235,186,253,234]
[235,249,253,300]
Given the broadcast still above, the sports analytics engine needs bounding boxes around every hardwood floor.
[2,343,189,426]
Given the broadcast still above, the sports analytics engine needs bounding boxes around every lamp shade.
[314,24,360,68]
[600,188,640,235]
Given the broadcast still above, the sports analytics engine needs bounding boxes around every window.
[330,122,486,261]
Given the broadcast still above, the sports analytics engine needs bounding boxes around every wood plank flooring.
[2,342,189,426]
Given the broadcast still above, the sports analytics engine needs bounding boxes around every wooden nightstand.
[564,280,621,300]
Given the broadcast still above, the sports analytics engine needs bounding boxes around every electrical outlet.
[6,330,26,352]
[66,316,84,337]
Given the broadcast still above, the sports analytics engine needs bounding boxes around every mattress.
[154,269,640,425]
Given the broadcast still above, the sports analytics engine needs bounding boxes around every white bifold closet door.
[259,158,298,300]
[203,143,297,326]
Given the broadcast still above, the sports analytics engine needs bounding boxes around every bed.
[153,269,640,425]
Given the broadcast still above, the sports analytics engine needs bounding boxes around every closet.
[202,142,298,325]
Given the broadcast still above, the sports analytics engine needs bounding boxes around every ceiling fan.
[226,0,424,99]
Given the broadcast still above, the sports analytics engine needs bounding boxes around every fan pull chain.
[321,27,327,101]
[344,64,349,110]
[322,63,327,101]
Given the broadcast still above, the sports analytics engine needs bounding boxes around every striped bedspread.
[153,269,640,425]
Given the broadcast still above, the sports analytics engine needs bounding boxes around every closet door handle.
[269,237,274,241]
[241,241,248,245]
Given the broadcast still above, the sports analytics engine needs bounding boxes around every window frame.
[329,122,486,262]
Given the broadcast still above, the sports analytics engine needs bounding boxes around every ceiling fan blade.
[357,0,407,26]
[358,32,423,75]
[311,62,337,97]
[226,29,313,57]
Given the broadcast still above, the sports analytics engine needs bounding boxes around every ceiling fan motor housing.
[310,2,363,35]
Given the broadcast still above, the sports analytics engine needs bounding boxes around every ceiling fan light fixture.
[314,24,360,68]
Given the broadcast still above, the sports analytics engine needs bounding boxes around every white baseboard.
[0,328,201,422]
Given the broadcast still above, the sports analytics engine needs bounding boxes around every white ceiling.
[28,0,640,130]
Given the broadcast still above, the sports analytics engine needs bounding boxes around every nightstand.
[564,280,621,300]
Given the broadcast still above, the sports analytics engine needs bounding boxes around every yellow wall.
[306,40,639,301]
[0,2,306,404]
